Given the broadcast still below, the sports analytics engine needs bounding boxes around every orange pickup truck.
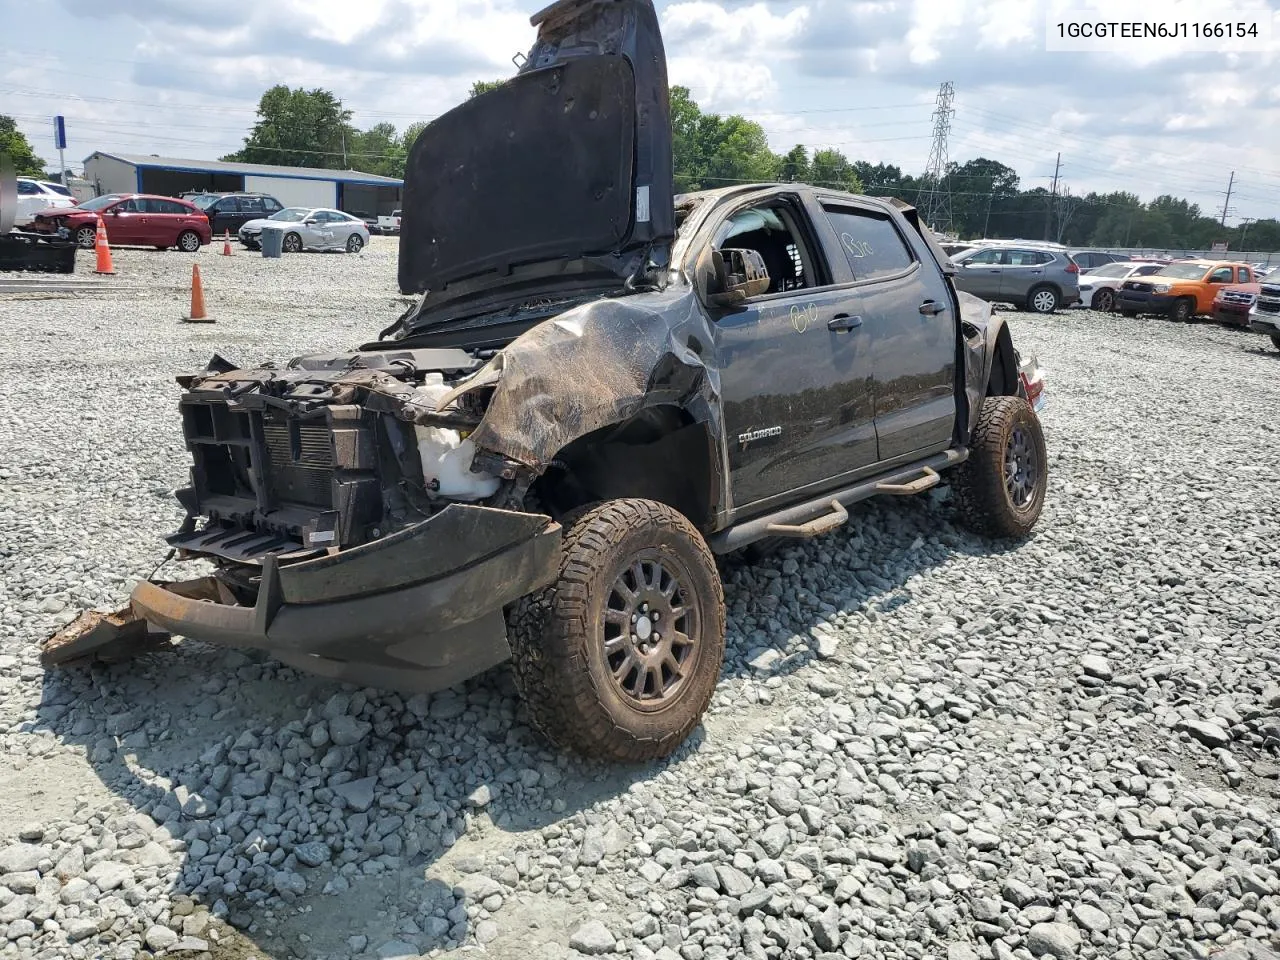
[1115,259,1258,322]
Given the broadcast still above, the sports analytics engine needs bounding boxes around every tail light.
[1020,370,1045,409]
[1065,261,1080,274]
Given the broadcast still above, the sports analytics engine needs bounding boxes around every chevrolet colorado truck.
[43,0,1049,764]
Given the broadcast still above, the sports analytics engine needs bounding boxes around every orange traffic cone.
[221,229,232,256]
[93,217,115,275]
[183,264,211,323]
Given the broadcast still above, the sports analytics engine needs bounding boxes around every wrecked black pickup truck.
[44,0,1048,763]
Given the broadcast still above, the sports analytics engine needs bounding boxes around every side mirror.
[109,207,122,215]
[701,248,770,306]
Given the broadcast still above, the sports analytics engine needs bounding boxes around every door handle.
[828,314,862,332]
[919,300,946,316]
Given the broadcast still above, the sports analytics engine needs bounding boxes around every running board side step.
[709,448,968,554]
[875,466,940,496]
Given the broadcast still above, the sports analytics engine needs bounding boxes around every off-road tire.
[508,499,725,764]
[1271,334,1280,351]
[1026,285,1060,314]
[1171,297,1195,323]
[952,395,1047,539]
[1091,289,1115,312]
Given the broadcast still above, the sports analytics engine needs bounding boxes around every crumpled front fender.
[444,291,722,470]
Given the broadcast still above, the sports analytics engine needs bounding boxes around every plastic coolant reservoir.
[413,374,501,500]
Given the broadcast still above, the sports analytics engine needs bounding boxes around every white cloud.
[5,0,1280,221]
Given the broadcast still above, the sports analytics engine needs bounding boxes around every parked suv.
[1247,280,1280,350]
[951,240,1081,313]
[190,193,283,237]
[1069,249,1129,272]
[43,0,1049,765]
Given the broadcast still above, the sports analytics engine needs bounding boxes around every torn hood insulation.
[397,0,675,304]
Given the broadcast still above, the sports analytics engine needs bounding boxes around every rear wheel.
[952,396,1047,539]
[1170,297,1195,323]
[177,231,201,253]
[74,225,97,249]
[508,499,725,763]
[1091,289,1116,312]
[283,232,302,253]
[1026,285,1060,314]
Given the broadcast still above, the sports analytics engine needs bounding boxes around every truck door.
[815,200,957,463]
[709,195,879,513]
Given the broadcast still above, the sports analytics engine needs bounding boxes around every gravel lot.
[0,240,1278,960]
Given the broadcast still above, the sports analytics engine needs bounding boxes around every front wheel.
[177,231,201,253]
[508,499,726,764]
[283,232,302,253]
[1026,285,1060,314]
[1091,289,1115,312]
[346,233,364,253]
[952,396,1047,539]
[1170,298,1195,323]
[75,225,97,249]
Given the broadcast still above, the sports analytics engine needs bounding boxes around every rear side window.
[1002,249,1047,266]
[216,198,241,212]
[145,199,190,214]
[1237,267,1252,283]
[822,207,915,281]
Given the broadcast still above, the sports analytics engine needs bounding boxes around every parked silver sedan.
[237,207,371,253]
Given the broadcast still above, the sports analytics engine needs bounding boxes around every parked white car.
[1078,261,1166,311]
[15,178,77,225]
[237,207,370,253]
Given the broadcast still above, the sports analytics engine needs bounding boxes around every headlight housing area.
[1153,284,1171,294]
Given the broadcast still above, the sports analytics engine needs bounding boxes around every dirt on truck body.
[45,0,1050,764]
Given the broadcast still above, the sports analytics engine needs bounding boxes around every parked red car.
[1212,282,1261,327]
[30,193,212,252]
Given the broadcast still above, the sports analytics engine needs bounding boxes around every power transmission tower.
[1219,171,1235,225]
[917,81,955,236]
[1044,152,1062,241]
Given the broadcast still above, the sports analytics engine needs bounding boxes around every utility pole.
[917,81,956,236]
[1240,216,1256,249]
[982,190,994,238]
[1219,171,1235,226]
[1044,152,1061,241]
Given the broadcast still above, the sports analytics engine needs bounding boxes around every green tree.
[945,157,1019,239]
[779,145,809,182]
[223,86,356,169]
[853,161,907,198]
[468,80,505,99]
[0,116,45,177]
[809,149,863,193]
[351,121,406,178]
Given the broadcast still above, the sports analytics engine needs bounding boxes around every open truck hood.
[397,0,675,310]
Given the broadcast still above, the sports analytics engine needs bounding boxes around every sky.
[3,0,1280,223]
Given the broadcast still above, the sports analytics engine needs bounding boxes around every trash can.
[260,224,285,259]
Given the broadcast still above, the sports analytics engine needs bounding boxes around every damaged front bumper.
[119,505,560,692]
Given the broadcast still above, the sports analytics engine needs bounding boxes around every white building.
[82,152,403,216]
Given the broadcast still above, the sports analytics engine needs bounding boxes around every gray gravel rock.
[3,263,1280,960]
[569,919,616,954]
[1026,922,1080,958]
